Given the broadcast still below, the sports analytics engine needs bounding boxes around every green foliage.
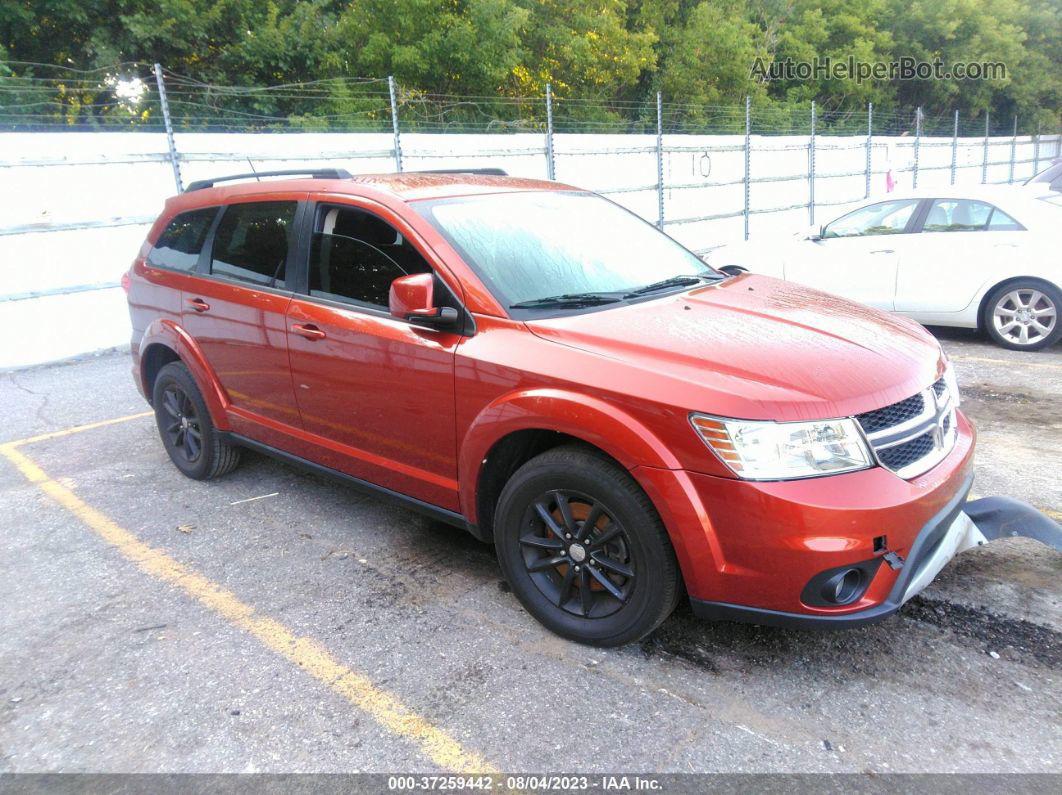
[0,0,1058,132]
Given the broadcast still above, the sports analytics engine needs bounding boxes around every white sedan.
[708,186,1061,350]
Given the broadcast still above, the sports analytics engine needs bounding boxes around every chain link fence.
[1,61,1060,366]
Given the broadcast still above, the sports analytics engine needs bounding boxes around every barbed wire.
[1,61,1057,137]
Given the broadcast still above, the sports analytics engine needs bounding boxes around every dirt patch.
[961,384,1062,430]
[902,595,1062,668]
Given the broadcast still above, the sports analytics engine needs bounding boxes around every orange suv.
[125,169,1058,646]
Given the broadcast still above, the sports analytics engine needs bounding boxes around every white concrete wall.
[1,130,1057,368]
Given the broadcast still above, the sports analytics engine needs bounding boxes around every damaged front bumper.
[691,484,1062,630]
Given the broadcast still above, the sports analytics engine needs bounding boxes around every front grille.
[856,393,924,434]
[878,431,936,470]
[855,379,956,479]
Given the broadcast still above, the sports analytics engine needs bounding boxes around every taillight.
[121,271,132,293]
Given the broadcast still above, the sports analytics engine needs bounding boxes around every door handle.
[186,297,210,312]
[869,249,895,254]
[291,323,326,341]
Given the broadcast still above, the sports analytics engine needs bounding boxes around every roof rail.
[185,168,353,192]
[412,168,509,176]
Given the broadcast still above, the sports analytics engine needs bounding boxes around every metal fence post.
[808,100,816,227]
[656,91,664,230]
[545,83,556,180]
[950,110,958,185]
[743,95,751,241]
[865,102,873,199]
[912,107,922,188]
[153,63,183,193]
[387,75,402,172]
[982,112,990,184]
[1009,115,1017,183]
[1034,121,1041,175]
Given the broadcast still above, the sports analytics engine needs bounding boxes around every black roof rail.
[411,168,509,176]
[185,168,353,192]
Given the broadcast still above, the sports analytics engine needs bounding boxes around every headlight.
[690,414,872,480]
[942,360,961,407]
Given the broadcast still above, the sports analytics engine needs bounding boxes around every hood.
[525,274,946,422]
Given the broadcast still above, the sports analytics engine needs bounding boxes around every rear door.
[285,198,464,510]
[784,198,923,310]
[895,198,1028,314]
[180,197,305,443]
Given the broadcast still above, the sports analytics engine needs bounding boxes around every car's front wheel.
[152,361,241,480]
[494,445,680,646]
[983,280,1061,351]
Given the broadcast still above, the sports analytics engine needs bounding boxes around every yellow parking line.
[950,355,1062,371]
[6,411,154,447]
[0,433,495,774]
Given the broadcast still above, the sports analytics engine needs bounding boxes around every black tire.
[152,361,241,480]
[494,445,680,647]
[982,280,1062,351]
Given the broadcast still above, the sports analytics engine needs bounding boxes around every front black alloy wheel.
[495,445,680,646]
[520,490,635,619]
[152,361,241,480]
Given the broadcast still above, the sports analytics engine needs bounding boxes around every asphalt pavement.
[0,330,1059,775]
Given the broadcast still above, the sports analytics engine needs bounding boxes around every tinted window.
[211,201,297,287]
[308,206,431,307]
[822,199,920,238]
[148,208,216,271]
[923,199,1023,232]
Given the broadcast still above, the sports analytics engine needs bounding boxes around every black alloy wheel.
[495,445,680,646]
[519,490,636,619]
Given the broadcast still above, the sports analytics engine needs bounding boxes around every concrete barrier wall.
[1,130,1057,368]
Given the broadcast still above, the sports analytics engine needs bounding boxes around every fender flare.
[138,319,232,431]
[458,388,681,524]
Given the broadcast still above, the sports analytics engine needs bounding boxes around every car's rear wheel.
[983,280,1061,351]
[494,445,680,646]
[152,361,241,480]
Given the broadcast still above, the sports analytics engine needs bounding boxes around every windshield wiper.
[510,292,625,309]
[623,273,721,299]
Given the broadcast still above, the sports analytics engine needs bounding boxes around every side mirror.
[807,224,824,241]
[389,273,459,329]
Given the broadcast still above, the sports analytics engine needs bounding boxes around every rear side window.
[923,199,1024,232]
[211,201,297,288]
[148,208,216,271]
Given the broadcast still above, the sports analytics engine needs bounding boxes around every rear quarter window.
[147,208,217,271]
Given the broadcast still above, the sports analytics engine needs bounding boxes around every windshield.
[415,191,717,310]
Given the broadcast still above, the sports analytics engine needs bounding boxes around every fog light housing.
[800,559,883,608]
[821,568,864,605]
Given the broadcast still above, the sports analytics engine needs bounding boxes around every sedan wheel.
[984,282,1062,351]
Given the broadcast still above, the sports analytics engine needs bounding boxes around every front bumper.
[690,481,1062,628]
[634,410,1061,629]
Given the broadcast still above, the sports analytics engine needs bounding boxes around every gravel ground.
[0,330,1058,776]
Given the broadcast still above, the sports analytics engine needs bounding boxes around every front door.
[785,198,923,310]
[181,198,303,441]
[285,201,462,511]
